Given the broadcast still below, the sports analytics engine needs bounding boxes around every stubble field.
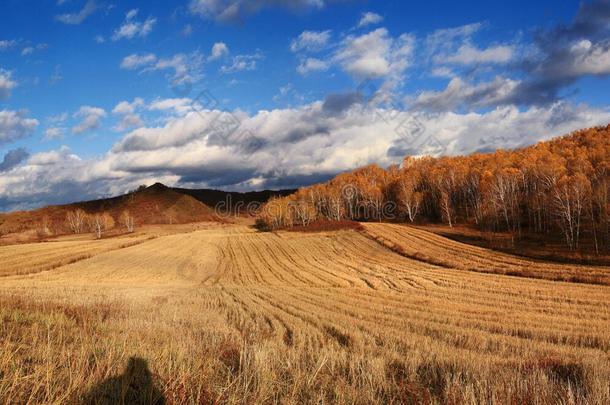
[1,222,609,404]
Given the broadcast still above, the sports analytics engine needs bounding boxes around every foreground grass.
[3,289,609,405]
[1,224,610,404]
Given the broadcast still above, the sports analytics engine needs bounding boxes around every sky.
[1,0,610,211]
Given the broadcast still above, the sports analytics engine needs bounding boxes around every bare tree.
[66,209,87,234]
[121,210,135,232]
[37,215,53,239]
[396,174,422,222]
[89,212,115,239]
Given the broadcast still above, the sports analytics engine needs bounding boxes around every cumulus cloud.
[4,99,610,211]
[112,98,145,131]
[120,52,204,86]
[112,9,157,41]
[120,53,157,70]
[148,98,194,116]
[0,148,29,172]
[297,58,329,74]
[72,106,106,134]
[358,12,383,28]
[412,76,520,112]
[189,0,327,22]
[55,0,97,25]
[45,127,65,140]
[0,69,17,99]
[290,30,331,52]
[152,52,205,84]
[1,97,609,211]
[0,110,39,145]
[209,42,229,60]
[443,43,515,65]
[334,28,414,80]
[508,0,610,104]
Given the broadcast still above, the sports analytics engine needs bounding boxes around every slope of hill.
[172,187,296,213]
[257,125,610,260]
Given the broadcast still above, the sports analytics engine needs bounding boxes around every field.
[1,222,610,404]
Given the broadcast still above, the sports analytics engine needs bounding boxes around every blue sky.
[1,0,610,210]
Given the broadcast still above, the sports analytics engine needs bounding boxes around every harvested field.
[1,223,610,404]
[364,222,610,285]
[0,234,153,277]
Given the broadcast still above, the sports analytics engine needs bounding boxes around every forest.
[257,125,610,252]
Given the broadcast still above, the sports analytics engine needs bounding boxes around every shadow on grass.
[81,357,165,405]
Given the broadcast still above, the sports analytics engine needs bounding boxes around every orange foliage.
[258,125,610,251]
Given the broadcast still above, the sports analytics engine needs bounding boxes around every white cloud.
[45,127,65,140]
[20,43,48,57]
[120,53,157,70]
[430,66,455,78]
[55,0,97,25]
[95,35,105,44]
[112,9,156,41]
[0,69,17,99]
[152,52,205,85]
[121,52,204,86]
[442,43,515,65]
[0,40,18,51]
[148,98,195,116]
[358,12,383,28]
[412,76,520,112]
[209,42,229,61]
[0,110,39,145]
[290,30,331,52]
[72,106,106,134]
[558,39,610,77]
[297,58,329,75]
[126,9,139,20]
[189,0,326,22]
[1,98,609,211]
[425,23,482,51]
[48,112,68,124]
[221,53,263,73]
[332,29,414,101]
[112,98,145,131]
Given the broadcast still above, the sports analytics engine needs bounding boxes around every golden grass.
[1,223,609,404]
[364,222,610,285]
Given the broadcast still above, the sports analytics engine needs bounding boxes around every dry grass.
[1,223,610,404]
[364,222,610,285]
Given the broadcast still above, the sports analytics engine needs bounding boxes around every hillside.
[0,183,292,241]
[257,125,610,259]
[173,187,296,213]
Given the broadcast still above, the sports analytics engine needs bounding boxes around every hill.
[0,183,292,241]
[257,124,610,260]
[172,187,296,213]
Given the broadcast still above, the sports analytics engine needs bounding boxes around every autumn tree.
[67,209,87,234]
[553,174,591,250]
[89,212,114,239]
[121,210,135,233]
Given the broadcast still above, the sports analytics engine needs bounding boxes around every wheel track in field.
[363,223,610,284]
[2,224,610,370]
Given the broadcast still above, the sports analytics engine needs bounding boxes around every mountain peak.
[147,182,169,191]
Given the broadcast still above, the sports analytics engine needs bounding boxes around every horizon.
[1,0,610,211]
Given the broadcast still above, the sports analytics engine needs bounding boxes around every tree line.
[257,125,610,252]
[65,209,135,239]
